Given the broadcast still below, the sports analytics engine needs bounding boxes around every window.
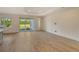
[19,18,31,31]
[1,17,12,27]
[19,18,26,30]
[26,19,31,30]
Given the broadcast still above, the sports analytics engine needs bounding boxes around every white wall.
[43,8,79,41]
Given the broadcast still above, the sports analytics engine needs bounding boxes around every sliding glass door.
[19,18,31,32]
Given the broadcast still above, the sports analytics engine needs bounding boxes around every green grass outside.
[1,19,11,27]
[19,19,31,30]
[1,18,30,30]
[20,24,30,29]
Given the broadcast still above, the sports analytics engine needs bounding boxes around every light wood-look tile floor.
[0,32,79,52]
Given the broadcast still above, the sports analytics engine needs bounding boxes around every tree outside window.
[1,17,12,27]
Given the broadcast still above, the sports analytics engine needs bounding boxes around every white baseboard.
[46,30,79,42]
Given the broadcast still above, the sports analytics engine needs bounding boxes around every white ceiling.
[0,7,59,16]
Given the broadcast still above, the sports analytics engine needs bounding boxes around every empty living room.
[0,7,79,52]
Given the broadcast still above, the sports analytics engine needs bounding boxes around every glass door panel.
[19,19,26,31]
[19,18,31,32]
[26,19,31,30]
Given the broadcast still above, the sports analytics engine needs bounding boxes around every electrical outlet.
[54,30,57,32]
[54,22,56,25]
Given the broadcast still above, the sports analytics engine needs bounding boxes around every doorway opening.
[19,18,31,32]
